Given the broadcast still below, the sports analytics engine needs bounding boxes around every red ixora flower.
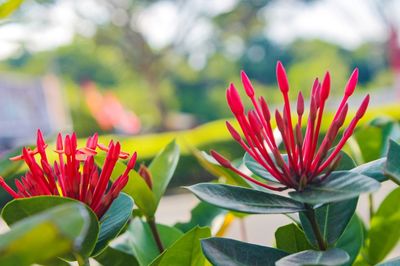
[211,61,369,191]
[0,130,137,218]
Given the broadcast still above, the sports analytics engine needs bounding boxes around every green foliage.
[385,140,400,185]
[188,183,306,214]
[276,248,350,266]
[150,226,211,266]
[126,218,184,266]
[289,171,380,204]
[300,198,358,247]
[364,187,400,264]
[93,193,134,255]
[275,223,313,253]
[0,0,23,18]
[0,203,92,265]
[201,237,288,266]
[95,247,139,266]
[175,201,226,233]
[1,196,99,260]
[335,215,364,266]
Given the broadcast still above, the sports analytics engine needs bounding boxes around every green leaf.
[335,215,364,266]
[128,170,157,217]
[150,226,211,266]
[377,257,400,266]
[201,237,288,266]
[1,196,99,260]
[95,246,139,266]
[243,152,280,183]
[0,0,23,19]
[188,183,305,214]
[149,140,180,203]
[289,171,380,204]
[175,201,226,233]
[0,203,91,265]
[275,223,313,253]
[92,193,134,255]
[276,248,349,266]
[365,187,400,264]
[335,150,356,170]
[351,158,387,182]
[126,218,183,266]
[299,198,358,247]
[385,140,400,185]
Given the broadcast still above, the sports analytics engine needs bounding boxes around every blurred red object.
[81,80,141,134]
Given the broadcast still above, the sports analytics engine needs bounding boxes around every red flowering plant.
[0,130,136,218]
[189,62,386,265]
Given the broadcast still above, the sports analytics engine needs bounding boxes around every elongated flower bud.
[276,61,289,93]
[259,96,271,121]
[321,72,330,102]
[226,84,244,115]
[297,92,304,116]
[241,71,254,97]
[226,121,241,141]
[356,94,370,119]
[345,68,359,97]
[210,150,231,168]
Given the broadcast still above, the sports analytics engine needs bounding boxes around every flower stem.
[305,204,327,250]
[368,193,374,220]
[147,216,164,253]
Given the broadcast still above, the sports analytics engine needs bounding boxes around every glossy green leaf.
[377,257,400,266]
[300,198,358,247]
[365,187,400,264]
[0,203,91,265]
[201,237,288,266]
[0,0,23,19]
[126,170,157,217]
[385,140,400,185]
[149,140,180,203]
[276,248,350,266]
[92,193,134,255]
[334,150,356,170]
[150,226,210,266]
[243,152,280,183]
[95,246,139,266]
[335,215,364,266]
[351,158,387,182]
[275,223,313,253]
[289,171,380,204]
[126,218,183,266]
[1,196,99,259]
[175,201,226,233]
[188,183,305,214]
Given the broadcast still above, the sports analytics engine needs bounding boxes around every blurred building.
[0,74,71,150]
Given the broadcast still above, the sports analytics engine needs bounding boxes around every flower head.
[212,61,369,191]
[0,130,137,218]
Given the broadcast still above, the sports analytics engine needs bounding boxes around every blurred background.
[0,0,399,135]
[1,0,400,251]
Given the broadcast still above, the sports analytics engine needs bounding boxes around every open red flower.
[0,130,137,218]
[211,61,369,191]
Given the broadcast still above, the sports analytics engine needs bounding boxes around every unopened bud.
[226,84,244,115]
[210,150,231,168]
[241,71,254,97]
[345,68,359,97]
[276,61,289,93]
[138,164,153,189]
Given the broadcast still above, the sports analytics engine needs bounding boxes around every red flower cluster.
[212,61,369,191]
[0,130,137,218]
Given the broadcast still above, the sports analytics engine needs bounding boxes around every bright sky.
[0,0,397,60]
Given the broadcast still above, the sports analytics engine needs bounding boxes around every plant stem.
[147,216,164,253]
[305,204,327,250]
[368,193,374,220]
